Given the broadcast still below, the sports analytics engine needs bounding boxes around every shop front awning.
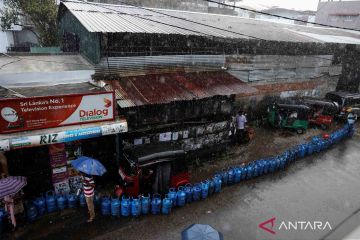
[102,71,258,108]
[0,118,127,152]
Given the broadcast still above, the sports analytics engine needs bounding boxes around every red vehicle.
[117,143,189,197]
[301,98,340,130]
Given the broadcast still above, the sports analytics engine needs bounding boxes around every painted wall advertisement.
[0,92,115,134]
[49,143,67,168]
[49,143,70,194]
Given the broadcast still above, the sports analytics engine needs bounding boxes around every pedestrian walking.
[230,114,237,144]
[346,108,357,136]
[236,111,247,144]
[81,174,96,222]
[71,156,106,222]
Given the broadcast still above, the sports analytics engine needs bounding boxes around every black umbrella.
[182,224,223,240]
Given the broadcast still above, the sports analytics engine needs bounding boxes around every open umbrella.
[71,156,107,176]
[182,224,223,240]
[0,176,27,199]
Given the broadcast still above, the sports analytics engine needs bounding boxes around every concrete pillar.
[336,44,360,93]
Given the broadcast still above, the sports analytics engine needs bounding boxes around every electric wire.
[204,0,360,32]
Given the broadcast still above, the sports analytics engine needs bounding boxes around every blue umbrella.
[182,224,223,240]
[71,156,107,176]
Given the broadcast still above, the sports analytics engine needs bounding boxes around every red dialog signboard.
[0,92,115,134]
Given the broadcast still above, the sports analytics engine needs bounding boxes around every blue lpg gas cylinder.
[263,160,270,174]
[282,151,290,165]
[241,166,247,180]
[131,197,141,217]
[257,161,264,176]
[307,142,315,155]
[319,138,327,151]
[168,188,177,207]
[67,194,77,209]
[275,156,281,170]
[227,168,235,185]
[207,179,215,196]
[269,159,276,173]
[110,197,120,216]
[294,145,301,158]
[57,195,67,211]
[221,170,228,186]
[289,148,297,162]
[192,183,201,201]
[26,203,38,223]
[201,181,209,199]
[151,194,161,215]
[299,144,307,158]
[246,165,254,179]
[214,173,221,181]
[33,196,46,215]
[45,191,57,213]
[176,186,186,207]
[279,156,286,169]
[253,163,259,177]
[121,196,131,217]
[100,196,110,216]
[213,176,222,193]
[162,194,172,215]
[184,184,193,203]
[329,132,337,143]
[141,194,150,215]
[234,167,241,183]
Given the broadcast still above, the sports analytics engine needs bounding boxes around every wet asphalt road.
[94,132,360,240]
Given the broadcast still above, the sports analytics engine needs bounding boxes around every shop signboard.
[52,166,69,183]
[49,143,67,168]
[0,92,115,134]
[5,121,127,151]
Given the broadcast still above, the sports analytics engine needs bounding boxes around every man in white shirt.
[236,111,247,144]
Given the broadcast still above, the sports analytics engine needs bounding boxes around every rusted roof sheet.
[103,71,257,108]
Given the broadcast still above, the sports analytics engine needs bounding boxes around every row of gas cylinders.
[25,125,352,222]
[26,191,102,222]
[200,125,353,192]
[101,178,223,217]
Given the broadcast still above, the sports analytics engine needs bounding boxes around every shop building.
[0,83,127,197]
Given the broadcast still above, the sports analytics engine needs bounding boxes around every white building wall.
[0,0,14,52]
[0,32,9,53]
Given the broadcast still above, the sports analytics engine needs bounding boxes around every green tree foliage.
[0,0,58,46]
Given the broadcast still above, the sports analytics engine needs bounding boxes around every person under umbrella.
[71,156,107,223]
[81,173,96,223]
[182,223,223,240]
[0,176,27,230]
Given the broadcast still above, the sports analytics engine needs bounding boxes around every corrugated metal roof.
[61,0,360,43]
[102,71,257,108]
[94,55,226,78]
[3,82,103,98]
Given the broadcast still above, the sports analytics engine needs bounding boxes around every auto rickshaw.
[325,91,360,121]
[267,103,310,134]
[117,143,189,197]
[300,98,339,130]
